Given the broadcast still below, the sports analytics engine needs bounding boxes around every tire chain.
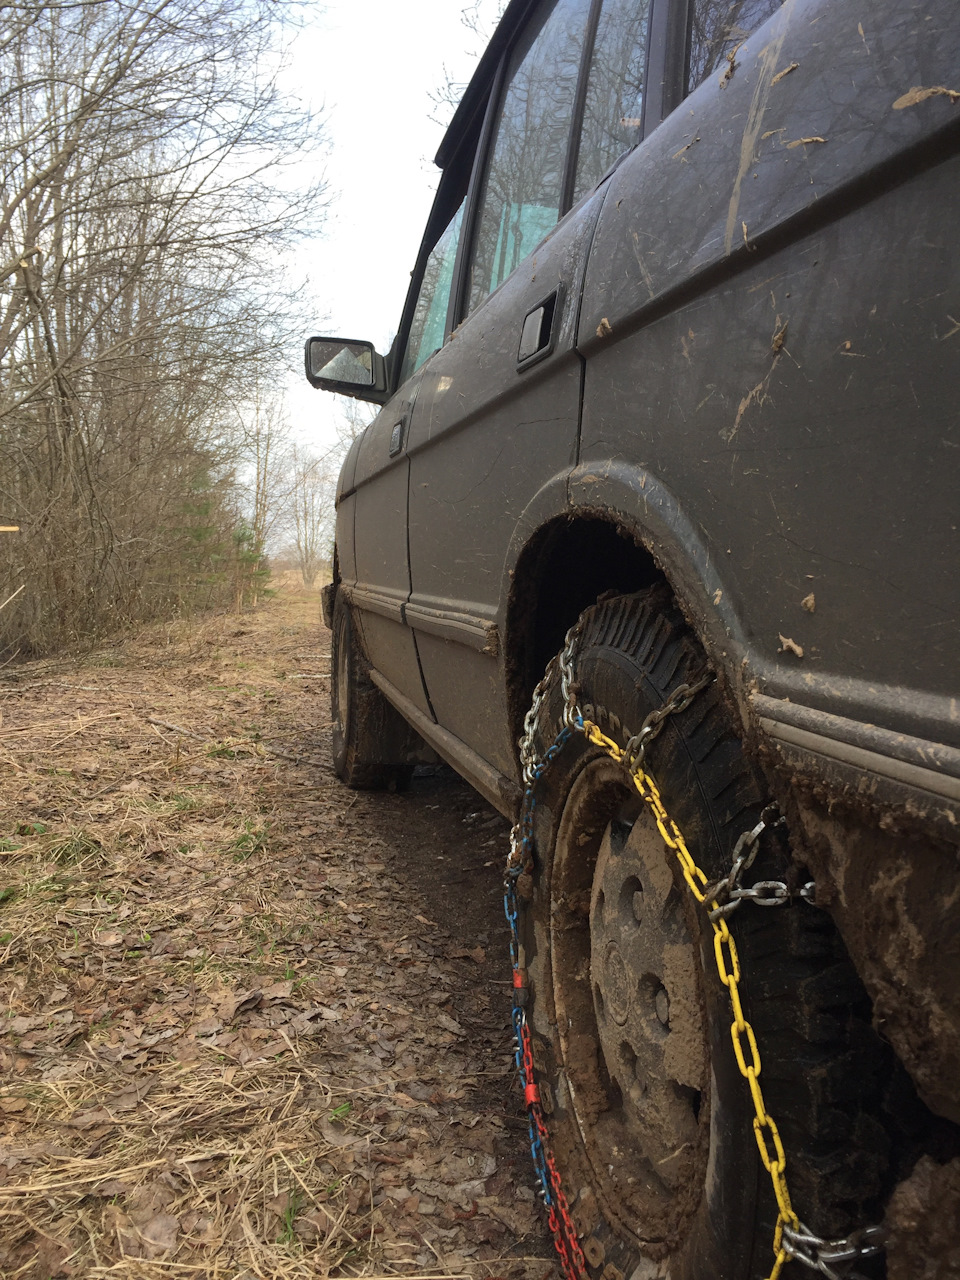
[504,615,885,1280]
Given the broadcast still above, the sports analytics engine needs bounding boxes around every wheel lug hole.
[655,985,670,1028]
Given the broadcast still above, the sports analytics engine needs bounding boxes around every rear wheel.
[518,589,891,1280]
[330,593,416,790]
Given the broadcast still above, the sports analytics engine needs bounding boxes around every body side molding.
[368,667,521,819]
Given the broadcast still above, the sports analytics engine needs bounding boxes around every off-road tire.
[331,593,416,790]
[521,588,891,1280]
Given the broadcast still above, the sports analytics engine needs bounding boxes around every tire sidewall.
[330,595,352,777]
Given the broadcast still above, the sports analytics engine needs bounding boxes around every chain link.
[781,1223,886,1278]
[621,671,713,770]
[505,613,883,1280]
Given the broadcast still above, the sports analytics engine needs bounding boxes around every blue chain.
[504,724,575,1210]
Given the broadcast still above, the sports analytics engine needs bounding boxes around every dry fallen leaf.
[259,979,294,1001]
[139,1211,180,1258]
[65,1107,113,1129]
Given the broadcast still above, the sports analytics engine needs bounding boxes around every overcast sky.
[281,0,503,451]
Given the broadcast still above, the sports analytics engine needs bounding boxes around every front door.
[405,0,653,776]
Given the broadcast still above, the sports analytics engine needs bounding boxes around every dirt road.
[0,588,553,1279]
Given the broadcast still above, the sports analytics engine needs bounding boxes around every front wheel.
[512,590,890,1280]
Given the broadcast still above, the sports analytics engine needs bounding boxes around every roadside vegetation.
[0,0,329,658]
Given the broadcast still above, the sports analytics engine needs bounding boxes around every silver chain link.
[559,615,587,728]
[781,1222,886,1279]
[621,671,714,770]
[705,804,817,921]
[520,653,559,785]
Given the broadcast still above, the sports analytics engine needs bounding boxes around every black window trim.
[443,52,508,344]
[648,0,692,125]
[559,0,605,216]
[386,113,482,392]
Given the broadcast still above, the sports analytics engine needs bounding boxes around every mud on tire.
[520,589,891,1280]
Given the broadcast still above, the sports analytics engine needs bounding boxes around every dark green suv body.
[309,0,960,1273]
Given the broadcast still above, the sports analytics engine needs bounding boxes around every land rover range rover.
[307,1,960,1274]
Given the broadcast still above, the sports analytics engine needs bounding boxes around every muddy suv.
[306,0,960,1275]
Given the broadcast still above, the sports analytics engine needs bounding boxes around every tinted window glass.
[688,0,783,91]
[573,0,651,202]
[399,200,465,385]
[467,0,592,314]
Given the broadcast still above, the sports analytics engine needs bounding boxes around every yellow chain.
[580,718,800,1279]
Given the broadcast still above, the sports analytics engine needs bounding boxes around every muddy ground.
[0,586,554,1279]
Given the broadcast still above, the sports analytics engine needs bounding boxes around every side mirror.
[304,336,388,403]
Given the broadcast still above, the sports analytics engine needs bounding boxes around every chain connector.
[781,1221,886,1279]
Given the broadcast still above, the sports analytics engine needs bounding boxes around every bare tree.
[430,1,508,125]
[287,446,335,587]
[335,395,378,454]
[238,389,294,606]
[0,0,329,656]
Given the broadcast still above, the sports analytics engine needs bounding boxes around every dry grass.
[0,589,548,1279]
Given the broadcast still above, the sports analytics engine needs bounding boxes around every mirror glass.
[307,338,375,386]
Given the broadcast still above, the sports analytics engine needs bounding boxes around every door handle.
[517,286,563,370]
[389,415,407,457]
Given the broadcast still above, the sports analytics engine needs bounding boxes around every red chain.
[546,1153,589,1280]
[516,1010,589,1280]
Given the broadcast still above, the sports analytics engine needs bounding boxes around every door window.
[572,0,652,202]
[466,0,593,315]
[687,0,784,92]
[399,200,465,386]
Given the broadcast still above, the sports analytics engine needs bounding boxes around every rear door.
[405,0,654,776]
[576,0,960,749]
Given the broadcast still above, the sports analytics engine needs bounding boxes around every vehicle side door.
[576,0,960,749]
[339,160,475,716]
[343,372,428,714]
[405,0,654,777]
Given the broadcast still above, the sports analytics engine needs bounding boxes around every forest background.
[0,0,501,661]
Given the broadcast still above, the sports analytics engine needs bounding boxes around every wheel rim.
[550,755,708,1245]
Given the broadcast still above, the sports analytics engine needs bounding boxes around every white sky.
[281,0,503,454]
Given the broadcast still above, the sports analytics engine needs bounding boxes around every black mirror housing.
[304,336,388,404]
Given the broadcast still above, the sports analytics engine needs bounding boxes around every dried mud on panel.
[0,588,551,1279]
